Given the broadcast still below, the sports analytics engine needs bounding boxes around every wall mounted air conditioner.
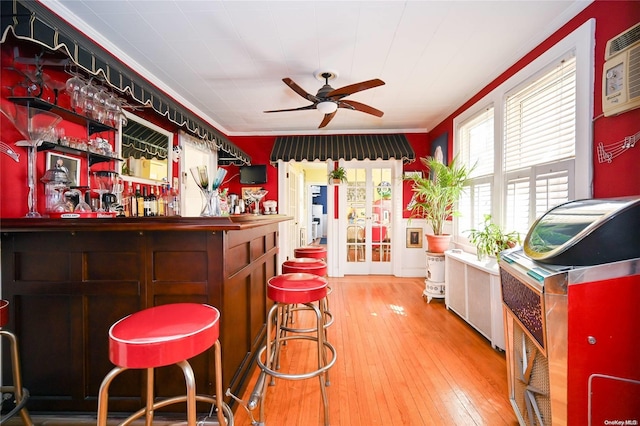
[602,22,640,117]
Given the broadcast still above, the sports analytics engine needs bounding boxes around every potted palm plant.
[405,154,472,253]
[328,166,348,184]
[466,214,521,262]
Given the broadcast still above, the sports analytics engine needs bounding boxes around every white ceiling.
[44,0,592,136]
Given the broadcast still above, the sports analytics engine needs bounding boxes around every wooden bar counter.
[0,214,290,414]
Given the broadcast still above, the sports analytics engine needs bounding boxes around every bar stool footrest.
[281,306,334,333]
[0,386,30,423]
[119,395,234,426]
[256,336,336,381]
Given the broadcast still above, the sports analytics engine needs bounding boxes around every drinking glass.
[65,74,84,111]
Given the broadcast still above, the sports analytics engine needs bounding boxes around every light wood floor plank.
[232,275,518,426]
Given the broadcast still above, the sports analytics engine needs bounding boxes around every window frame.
[452,19,594,249]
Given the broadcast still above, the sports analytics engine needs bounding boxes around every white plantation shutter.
[505,176,530,236]
[534,161,573,218]
[459,180,493,235]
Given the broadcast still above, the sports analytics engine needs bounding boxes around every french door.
[340,161,395,275]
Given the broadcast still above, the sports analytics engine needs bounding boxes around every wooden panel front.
[0,221,280,414]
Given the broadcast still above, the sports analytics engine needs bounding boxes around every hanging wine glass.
[65,73,84,112]
[80,80,98,117]
[104,93,119,126]
[93,88,109,123]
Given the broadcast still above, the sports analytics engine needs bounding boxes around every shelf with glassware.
[8,96,115,135]
[7,96,122,216]
[9,96,121,165]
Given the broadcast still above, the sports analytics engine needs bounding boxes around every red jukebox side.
[568,273,640,426]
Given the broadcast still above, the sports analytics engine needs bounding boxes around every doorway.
[278,159,401,276]
[340,161,396,275]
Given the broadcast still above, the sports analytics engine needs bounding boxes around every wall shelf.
[37,141,122,166]
[8,96,116,135]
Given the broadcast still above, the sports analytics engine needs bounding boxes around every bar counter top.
[0,214,291,232]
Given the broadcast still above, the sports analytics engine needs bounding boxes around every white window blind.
[460,108,494,178]
[505,55,576,171]
[458,107,494,234]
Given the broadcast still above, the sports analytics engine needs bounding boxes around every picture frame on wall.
[403,171,423,179]
[431,132,448,165]
[406,227,423,248]
[46,152,81,186]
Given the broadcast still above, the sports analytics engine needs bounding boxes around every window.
[504,55,576,233]
[180,131,218,217]
[458,107,494,235]
[454,20,593,244]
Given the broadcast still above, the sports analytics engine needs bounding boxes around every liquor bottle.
[157,185,167,216]
[142,186,150,217]
[135,184,144,217]
[123,182,133,217]
[169,186,181,216]
[148,186,157,216]
[166,186,175,216]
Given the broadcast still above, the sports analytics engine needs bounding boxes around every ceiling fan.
[264,70,385,128]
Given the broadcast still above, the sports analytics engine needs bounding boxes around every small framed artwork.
[46,152,81,186]
[431,132,448,165]
[404,171,423,179]
[406,227,423,248]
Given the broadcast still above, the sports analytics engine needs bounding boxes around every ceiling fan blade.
[282,78,319,102]
[327,78,385,99]
[264,104,316,113]
[339,100,384,117]
[318,111,337,128]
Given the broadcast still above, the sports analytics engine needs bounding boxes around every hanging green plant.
[328,166,347,184]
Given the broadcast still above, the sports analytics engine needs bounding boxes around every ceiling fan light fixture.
[317,101,338,114]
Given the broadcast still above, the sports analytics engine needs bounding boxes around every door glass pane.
[372,167,392,263]
[346,168,366,262]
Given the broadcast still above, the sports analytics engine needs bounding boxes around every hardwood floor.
[232,275,517,426]
[5,275,518,426]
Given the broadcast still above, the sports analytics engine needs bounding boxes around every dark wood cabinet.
[0,216,285,414]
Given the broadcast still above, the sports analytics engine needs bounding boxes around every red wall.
[429,0,640,199]
[223,136,279,202]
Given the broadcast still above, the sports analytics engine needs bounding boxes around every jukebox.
[499,197,640,426]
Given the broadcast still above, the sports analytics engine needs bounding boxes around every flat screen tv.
[239,164,267,184]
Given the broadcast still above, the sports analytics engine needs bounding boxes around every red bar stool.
[281,258,333,329]
[0,300,33,426]
[282,257,327,276]
[256,273,336,426]
[278,258,334,381]
[294,246,327,260]
[96,303,232,426]
[293,246,332,298]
